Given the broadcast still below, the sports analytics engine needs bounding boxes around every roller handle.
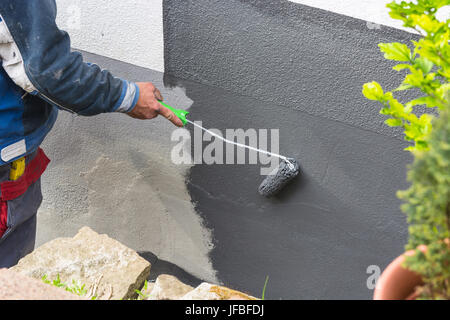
[158,101,190,126]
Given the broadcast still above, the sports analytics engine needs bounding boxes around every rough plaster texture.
[162,0,418,299]
[170,76,410,300]
[163,0,428,140]
[55,0,165,72]
[53,0,448,73]
[36,51,217,285]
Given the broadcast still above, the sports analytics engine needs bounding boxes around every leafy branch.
[363,0,449,152]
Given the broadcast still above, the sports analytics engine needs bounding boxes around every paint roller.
[159,101,300,197]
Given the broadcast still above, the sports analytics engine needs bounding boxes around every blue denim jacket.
[0,0,139,165]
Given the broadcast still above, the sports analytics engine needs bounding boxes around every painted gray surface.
[170,76,410,299]
[163,0,423,139]
[162,0,418,299]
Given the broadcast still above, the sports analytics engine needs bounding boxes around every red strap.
[0,148,50,201]
[0,200,7,238]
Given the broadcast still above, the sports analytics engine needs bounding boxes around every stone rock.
[181,283,259,300]
[146,274,194,300]
[11,226,150,300]
[0,268,83,300]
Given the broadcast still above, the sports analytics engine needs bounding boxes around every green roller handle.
[158,101,190,126]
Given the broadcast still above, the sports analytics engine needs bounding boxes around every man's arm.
[0,0,182,126]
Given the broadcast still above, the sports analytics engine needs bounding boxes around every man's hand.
[127,82,183,127]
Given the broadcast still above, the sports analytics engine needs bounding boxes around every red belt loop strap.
[0,200,7,237]
[0,148,50,202]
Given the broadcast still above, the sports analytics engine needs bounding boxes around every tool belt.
[0,148,50,238]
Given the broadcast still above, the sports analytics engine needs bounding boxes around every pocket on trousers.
[0,179,43,242]
[5,179,43,232]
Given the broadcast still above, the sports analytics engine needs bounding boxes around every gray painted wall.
[37,0,422,300]
[163,0,418,299]
[163,0,423,138]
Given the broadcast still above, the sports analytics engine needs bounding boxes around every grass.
[41,274,97,300]
[261,276,269,300]
[42,274,263,301]
[42,274,149,300]
[135,280,150,300]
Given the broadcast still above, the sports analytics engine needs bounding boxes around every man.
[0,1,182,268]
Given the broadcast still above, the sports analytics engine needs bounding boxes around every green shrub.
[363,0,449,299]
[398,106,449,299]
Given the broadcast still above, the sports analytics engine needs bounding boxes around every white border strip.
[289,0,415,33]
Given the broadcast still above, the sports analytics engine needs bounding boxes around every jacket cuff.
[112,80,140,113]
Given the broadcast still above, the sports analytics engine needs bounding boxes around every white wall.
[290,0,448,32]
[289,0,406,31]
[55,0,165,72]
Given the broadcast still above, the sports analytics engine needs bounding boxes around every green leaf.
[393,64,412,71]
[404,103,413,113]
[406,96,439,109]
[414,57,434,73]
[380,107,391,115]
[385,118,403,127]
[41,275,50,284]
[379,42,412,62]
[389,98,405,113]
[411,13,442,34]
[362,81,384,101]
[419,113,433,124]
[404,68,425,87]
[394,82,415,91]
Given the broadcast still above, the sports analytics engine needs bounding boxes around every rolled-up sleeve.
[0,0,139,115]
